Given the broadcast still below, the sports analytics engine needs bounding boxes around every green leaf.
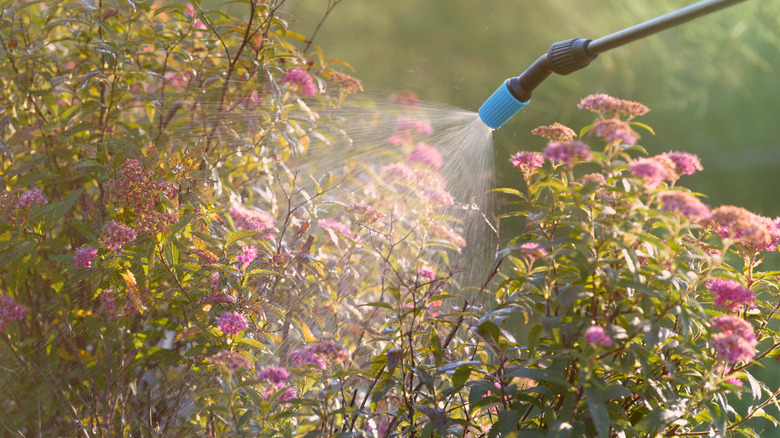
[584,386,609,437]
[33,188,82,232]
[488,409,519,438]
[634,409,682,433]
[630,121,655,135]
[547,421,573,438]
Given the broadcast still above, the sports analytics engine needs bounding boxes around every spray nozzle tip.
[478,80,530,130]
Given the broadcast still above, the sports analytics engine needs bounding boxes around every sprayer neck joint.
[548,38,597,75]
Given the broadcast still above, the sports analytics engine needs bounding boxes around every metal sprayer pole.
[587,0,749,55]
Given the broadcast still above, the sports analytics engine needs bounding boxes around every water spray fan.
[478,0,749,130]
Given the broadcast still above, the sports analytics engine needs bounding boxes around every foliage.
[2,1,780,437]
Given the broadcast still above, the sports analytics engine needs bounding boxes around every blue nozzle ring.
[478,80,530,130]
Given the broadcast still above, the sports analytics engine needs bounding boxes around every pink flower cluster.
[417,267,436,282]
[710,315,758,364]
[710,206,779,250]
[395,116,434,136]
[104,159,179,237]
[283,67,317,97]
[236,245,258,266]
[658,191,710,220]
[422,189,454,206]
[100,220,137,254]
[429,222,467,247]
[382,162,416,181]
[588,118,640,146]
[257,366,291,386]
[531,122,576,141]
[660,151,703,176]
[209,350,252,373]
[543,141,592,165]
[509,151,544,170]
[229,205,275,233]
[628,158,671,189]
[99,289,118,318]
[319,218,353,237]
[0,187,48,225]
[0,295,26,332]
[706,278,755,312]
[389,90,420,107]
[407,142,443,169]
[215,311,248,335]
[290,340,349,370]
[74,245,98,269]
[519,242,547,260]
[578,94,649,119]
[584,325,612,347]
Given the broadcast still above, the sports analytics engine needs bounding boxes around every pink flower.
[389,90,420,107]
[382,162,416,181]
[543,141,592,165]
[99,289,118,318]
[658,191,710,220]
[74,246,98,269]
[309,340,350,362]
[706,278,755,312]
[216,312,248,335]
[580,173,607,185]
[418,267,436,282]
[210,272,221,292]
[589,118,640,145]
[277,387,298,402]
[584,325,612,347]
[319,218,353,237]
[257,366,292,386]
[710,206,775,250]
[578,94,649,119]
[209,350,252,373]
[184,3,207,30]
[422,189,454,206]
[659,151,703,176]
[0,295,26,332]
[388,134,406,146]
[100,220,137,254]
[509,151,544,170]
[628,158,671,189]
[520,242,546,260]
[710,315,757,364]
[283,67,317,97]
[0,187,49,225]
[531,122,576,141]
[289,346,327,370]
[236,245,258,266]
[395,116,433,135]
[229,205,275,232]
[407,142,443,169]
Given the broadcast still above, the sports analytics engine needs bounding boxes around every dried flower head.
[104,159,178,237]
[531,122,576,141]
[322,69,363,94]
[543,141,592,165]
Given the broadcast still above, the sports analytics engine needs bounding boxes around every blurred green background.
[278,0,779,215]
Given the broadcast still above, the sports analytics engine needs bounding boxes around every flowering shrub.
[2,1,780,437]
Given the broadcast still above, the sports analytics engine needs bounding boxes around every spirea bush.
[2,1,780,437]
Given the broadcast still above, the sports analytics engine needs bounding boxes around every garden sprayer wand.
[478,0,749,129]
